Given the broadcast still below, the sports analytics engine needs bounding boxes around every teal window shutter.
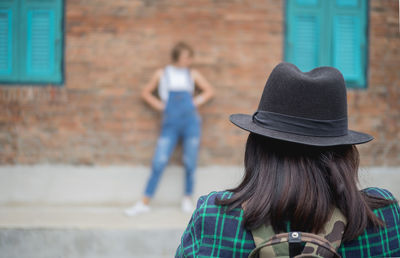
[20,0,62,83]
[285,0,368,88]
[0,0,63,84]
[296,0,318,5]
[336,0,358,7]
[0,10,12,74]
[27,10,55,77]
[0,0,18,82]
[331,0,367,88]
[285,0,322,72]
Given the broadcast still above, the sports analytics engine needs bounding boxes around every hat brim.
[230,114,373,146]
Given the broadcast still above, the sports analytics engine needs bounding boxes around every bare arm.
[141,69,164,112]
[191,69,215,107]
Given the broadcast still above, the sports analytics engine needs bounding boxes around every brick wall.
[0,0,399,166]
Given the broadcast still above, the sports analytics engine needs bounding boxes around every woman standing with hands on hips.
[125,42,214,215]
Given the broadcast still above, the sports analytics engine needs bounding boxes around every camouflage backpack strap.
[249,208,347,258]
[249,231,341,258]
[250,223,289,257]
[300,207,347,257]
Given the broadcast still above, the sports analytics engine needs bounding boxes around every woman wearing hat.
[125,42,214,215]
[176,63,400,257]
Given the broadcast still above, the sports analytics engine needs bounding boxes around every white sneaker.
[181,197,194,213]
[124,201,150,216]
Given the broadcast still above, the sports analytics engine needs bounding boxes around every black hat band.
[252,111,348,137]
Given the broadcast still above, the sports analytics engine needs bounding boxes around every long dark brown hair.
[216,133,395,241]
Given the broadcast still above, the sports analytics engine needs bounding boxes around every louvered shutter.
[295,0,318,5]
[0,0,17,82]
[332,0,367,87]
[20,0,62,83]
[285,0,322,72]
[285,0,367,88]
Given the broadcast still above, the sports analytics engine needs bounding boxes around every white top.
[158,65,195,102]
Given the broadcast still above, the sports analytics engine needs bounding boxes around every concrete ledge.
[0,166,398,257]
[0,165,244,206]
[0,205,190,258]
[0,165,399,206]
[0,206,191,230]
[0,228,182,258]
[358,167,400,199]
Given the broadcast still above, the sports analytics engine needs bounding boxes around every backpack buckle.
[289,231,302,243]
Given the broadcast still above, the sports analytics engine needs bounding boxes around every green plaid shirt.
[176,187,400,257]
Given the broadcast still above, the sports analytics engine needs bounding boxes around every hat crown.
[229,62,373,146]
[257,62,348,121]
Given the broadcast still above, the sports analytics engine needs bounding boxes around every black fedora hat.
[230,62,373,146]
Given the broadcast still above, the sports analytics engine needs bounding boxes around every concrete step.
[0,166,244,257]
[0,205,190,258]
[0,166,398,258]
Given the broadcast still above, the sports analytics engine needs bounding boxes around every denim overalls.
[144,68,201,197]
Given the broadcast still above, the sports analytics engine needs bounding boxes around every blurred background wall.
[0,0,398,167]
